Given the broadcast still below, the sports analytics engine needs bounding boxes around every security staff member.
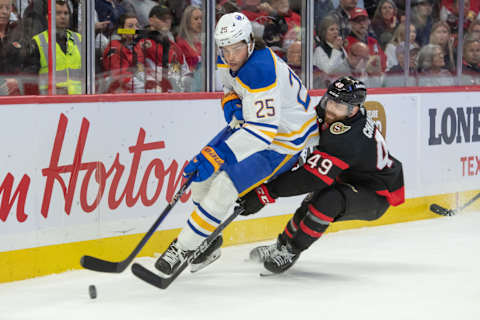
[26,0,82,95]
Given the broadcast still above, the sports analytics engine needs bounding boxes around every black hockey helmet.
[317,76,367,116]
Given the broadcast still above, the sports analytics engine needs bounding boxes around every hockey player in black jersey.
[238,76,405,274]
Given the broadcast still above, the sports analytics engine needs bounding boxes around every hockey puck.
[88,285,97,299]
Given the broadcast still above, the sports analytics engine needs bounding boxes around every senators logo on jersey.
[330,122,351,135]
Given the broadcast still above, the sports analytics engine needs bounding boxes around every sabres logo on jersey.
[330,122,351,135]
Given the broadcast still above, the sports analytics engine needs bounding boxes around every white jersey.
[217,47,320,162]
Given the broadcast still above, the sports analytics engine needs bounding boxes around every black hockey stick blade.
[430,204,455,216]
[80,255,128,273]
[430,192,480,217]
[80,174,195,273]
[131,206,244,289]
[132,261,189,289]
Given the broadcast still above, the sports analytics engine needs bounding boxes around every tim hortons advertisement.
[0,100,227,252]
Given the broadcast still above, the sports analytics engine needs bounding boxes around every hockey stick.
[131,205,244,289]
[430,192,480,216]
[80,126,233,273]
[80,174,195,273]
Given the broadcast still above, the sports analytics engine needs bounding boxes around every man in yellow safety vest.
[27,0,82,95]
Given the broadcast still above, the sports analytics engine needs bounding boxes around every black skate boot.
[155,239,191,276]
[263,240,300,274]
[249,234,288,263]
[190,235,223,273]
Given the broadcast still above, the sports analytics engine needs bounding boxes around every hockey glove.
[237,184,276,216]
[221,91,243,124]
[184,143,236,182]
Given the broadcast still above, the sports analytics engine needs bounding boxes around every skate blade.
[259,272,278,277]
[260,270,291,277]
[190,250,221,273]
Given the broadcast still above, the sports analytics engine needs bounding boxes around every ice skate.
[263,242,300,274]
[190,235,223,273]
[249,243,277,263]
[249,234,288,263]
[155,239,191,276]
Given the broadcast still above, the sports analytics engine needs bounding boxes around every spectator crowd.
[0,0,480,95]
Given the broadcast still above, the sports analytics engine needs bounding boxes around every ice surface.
[1,212,479,320]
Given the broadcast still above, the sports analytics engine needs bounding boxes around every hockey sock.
[178,172,237,250]
[291,204,333,251]
[281,202,307,239]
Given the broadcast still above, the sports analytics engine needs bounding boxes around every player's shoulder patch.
[236,48,277,92]
[330,122,351,135]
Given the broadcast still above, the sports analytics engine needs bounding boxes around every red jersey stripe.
[303,164,334,185]
[315,151,350,170]
[376,186,405,206]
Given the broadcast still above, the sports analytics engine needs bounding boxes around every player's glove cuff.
[184,143,237,182]
[254,184,276,205]
[237,184,276,216]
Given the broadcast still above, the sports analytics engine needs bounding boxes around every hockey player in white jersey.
[155,12,319,275]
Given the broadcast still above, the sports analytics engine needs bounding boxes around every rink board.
[0,89,479,282]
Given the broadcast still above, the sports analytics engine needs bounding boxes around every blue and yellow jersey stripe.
[272,117,319,152]
[243,121,278,145]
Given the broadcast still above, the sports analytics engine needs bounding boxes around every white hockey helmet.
[215,12,255,57]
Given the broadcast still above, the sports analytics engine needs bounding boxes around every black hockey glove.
[237,184,276,216]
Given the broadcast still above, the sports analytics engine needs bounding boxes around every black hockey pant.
[281,183,390,252]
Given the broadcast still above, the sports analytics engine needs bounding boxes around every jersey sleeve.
[267,148,352,197]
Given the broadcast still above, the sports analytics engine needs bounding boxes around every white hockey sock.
[177,172,237,251]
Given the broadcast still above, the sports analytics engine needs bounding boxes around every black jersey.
[268,106,405,206]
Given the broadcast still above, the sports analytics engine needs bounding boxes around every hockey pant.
[281,183,390,252]
[177,149,299,251]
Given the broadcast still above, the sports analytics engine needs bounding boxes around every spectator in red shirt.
[346,7,387,72]
[242,0,268,22]
[135,5,191,92]
[176,5,202,71]
[102,12,139,93]
[440,0,479,35]
[260,0,301,33]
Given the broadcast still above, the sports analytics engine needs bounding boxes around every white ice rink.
[1,212,479,320]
